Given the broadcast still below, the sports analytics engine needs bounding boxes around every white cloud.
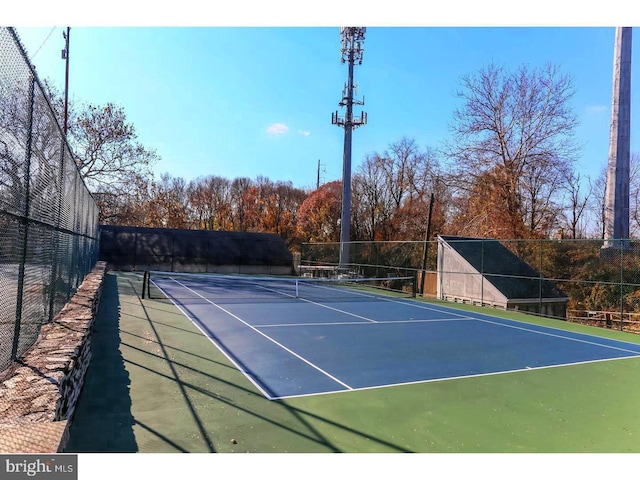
[298,130,311,137]
[584,105,608,115]
[266,123,289,135]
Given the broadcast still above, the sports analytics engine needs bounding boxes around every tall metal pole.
[62,27,70,136]
[332,27,367,271]
[340,51,355,270]
[420,193,435,295]
[602,26,632,253]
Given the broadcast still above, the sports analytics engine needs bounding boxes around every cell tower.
[332,27,367,270]
[602,27,632,253]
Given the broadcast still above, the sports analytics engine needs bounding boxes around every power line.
[29,26,57,60]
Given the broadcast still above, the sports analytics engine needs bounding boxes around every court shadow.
[101,272,413,453]
[63,273,138,452]
[120,310,410,453]
[276,403,413,453]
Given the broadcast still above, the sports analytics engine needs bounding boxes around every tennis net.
[142,271,417,303]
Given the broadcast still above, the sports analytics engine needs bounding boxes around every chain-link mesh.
[100,225,293,273]
[0,27,99,372]
[301,238,640,333]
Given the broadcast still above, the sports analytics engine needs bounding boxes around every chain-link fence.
[301,238,640,333]
[100,225,294,274]
[301,240,430,278]
[1,28,100,372]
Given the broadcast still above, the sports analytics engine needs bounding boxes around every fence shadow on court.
[112,270,409,453]
[87,267,419,449]
[63,273,137,452]
[62,272,416,452]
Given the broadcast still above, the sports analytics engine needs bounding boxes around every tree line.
[37,63,640,251]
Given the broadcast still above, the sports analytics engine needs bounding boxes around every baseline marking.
[475,317,640,356]
[377,297,640,354]
[271,353,640,401]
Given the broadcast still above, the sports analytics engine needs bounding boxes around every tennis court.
[144,271,640,400]
[64,271,640,454]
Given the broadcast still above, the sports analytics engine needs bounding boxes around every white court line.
[257,317,474,328]
[149,279,273,399]
[254,283,379,323]
[162,278,354,393]
[268,278,432,319]
[372,296,640,354]
[271,353,640,401]
[152,276,640,400]
[373,295,477,317]
[256,281,474,325]
[474,317,640,355]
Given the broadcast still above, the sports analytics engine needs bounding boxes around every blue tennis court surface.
[150,274,640,400]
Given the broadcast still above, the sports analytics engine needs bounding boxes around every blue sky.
[8,4,640,191]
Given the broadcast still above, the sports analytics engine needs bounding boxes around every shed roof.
[438,235,567,301]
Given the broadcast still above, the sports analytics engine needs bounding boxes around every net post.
[412,274,417,298]
[142,271,148,299]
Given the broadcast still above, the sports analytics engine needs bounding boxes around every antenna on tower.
[331,27,367,271]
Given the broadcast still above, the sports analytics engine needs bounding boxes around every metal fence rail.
[301,238,640,333]
[0,27,99,372]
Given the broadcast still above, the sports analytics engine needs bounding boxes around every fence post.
[539,238,543,315]
[620,243,624,331]
[11,73,36,361]
[65,175,78,296]
[480,239,484,306]
[171,231,175,272]
[133,231,138,271]
[48,132,69,323]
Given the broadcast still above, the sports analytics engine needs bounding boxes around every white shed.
[436,235,568,318]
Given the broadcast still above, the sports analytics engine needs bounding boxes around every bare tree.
[352,152,392,241]
[188,175,231,230]
[42,81,158,222]
[251,177,306,244]
[628,152,640,237]
[352,137,443,241]
[588,166,608,239]
[444,62,580,239]
[558,168,593,239]
[143,173,191,229]
[229,177,254,231]
[586,154,640,239]
[72,103,158,192]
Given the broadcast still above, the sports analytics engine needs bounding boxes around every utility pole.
[62,27,70,136]
[316,159,326,189]
[332,27,367,271]
[420,193,435,295]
